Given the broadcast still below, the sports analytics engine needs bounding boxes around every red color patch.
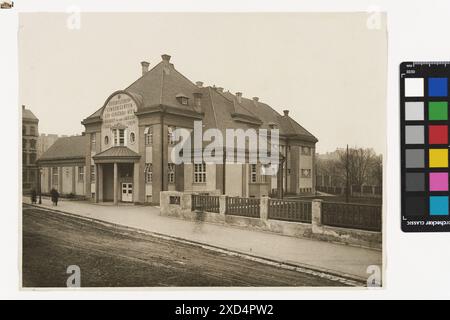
[429,125,448,144]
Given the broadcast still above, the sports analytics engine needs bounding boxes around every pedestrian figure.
[50,188,59,206]
[31,189,37,204]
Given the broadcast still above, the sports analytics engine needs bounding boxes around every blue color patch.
[430,196,449,216]
[428,77,448,97]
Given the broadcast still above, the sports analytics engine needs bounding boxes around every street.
[22,205,347,287]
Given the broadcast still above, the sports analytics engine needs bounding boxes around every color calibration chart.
[401,62,450,232]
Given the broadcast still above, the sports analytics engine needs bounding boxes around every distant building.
[37,134,60,158]
[38,54,318,204]
[22,105,39,193]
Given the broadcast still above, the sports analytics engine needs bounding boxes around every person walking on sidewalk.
[50,188,59,206]
[30,189,37,204]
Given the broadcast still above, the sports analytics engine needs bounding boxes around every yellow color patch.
[429,149,448,168]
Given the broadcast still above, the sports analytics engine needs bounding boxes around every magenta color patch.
[429,172,449,191]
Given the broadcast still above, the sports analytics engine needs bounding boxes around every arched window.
[129,132,136,144]
[104,136,109,145]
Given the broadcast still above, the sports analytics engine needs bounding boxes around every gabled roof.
[38,136,86,161]
[22,107,38,121]
[92,146,140,160]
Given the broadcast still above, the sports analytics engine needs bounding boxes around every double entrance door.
[121,183,133,202]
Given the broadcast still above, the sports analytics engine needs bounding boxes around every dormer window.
[176,93,189,105]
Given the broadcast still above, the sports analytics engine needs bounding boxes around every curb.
[24,203,368,287]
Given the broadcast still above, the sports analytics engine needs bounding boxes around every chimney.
[283,110,289,116]
[216,87,224,93]
[195,81,204,88]
[236,92,242,103]
[161,54,171,63]
[141,61,150,76]
[193,92,203,109]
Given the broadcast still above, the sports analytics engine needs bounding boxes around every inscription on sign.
[102,96,137,128]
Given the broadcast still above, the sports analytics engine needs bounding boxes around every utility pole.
[346,144,349,203]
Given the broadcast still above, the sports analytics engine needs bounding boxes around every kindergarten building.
[37,54,318,204]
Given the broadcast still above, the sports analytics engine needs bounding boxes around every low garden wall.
[160,191,382,250]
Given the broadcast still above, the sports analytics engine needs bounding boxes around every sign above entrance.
[102,94,137,129]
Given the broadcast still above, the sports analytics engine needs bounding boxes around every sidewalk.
[24,197,382,281]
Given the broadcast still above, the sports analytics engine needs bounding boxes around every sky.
[19,12,387,154]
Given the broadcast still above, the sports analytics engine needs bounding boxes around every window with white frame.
[250,164,257,183]
[168,163,175,184]
[145,126,153,145]
[52,167,59,186]
[78,166,84,182]
[113,129,125,146]
[145,163,152,183]
[168,126,176,145]
[194,163,206,183]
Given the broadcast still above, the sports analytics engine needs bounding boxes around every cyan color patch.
[429,196,449,216]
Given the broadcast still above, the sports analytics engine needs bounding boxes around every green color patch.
[429,101,448,120]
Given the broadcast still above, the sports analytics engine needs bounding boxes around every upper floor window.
[30,126,35,136]
[29,153,36,164]
[176,93,189,106]
[113,129,125,146]
[22,139,26,149]
[90,133,96,151]
[30,140,36,149]
[145,126,153,145]
[129,132,136,144]
[194,163,206,183]
[301,169,312,178]
[168,126,176,145]
[301,146,311,156]
[22,126,27,136]
[168,163,175,184]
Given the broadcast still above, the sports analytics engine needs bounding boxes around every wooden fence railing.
[225,197,260,218]
[268,199,312,223]
[191,194,220,213]
[321,202,382,232]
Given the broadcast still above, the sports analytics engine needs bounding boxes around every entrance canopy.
[92,146,141,163]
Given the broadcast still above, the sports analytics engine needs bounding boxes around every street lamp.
[38,166,42,204]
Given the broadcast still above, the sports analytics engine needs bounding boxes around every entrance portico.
[92,146,141,205]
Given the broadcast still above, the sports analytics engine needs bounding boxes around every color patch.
[405,125,424,144]
[429,172,448,191]
[429,125,448,144]
[429,149,448,168]
[405,101,424,121]
[429,77,448,97]
[428,101,448,120]
[429,196,449,216]
[405,78,424,97]
[405,149,424,168]
[406,172,425,191]
[405,196,426,216]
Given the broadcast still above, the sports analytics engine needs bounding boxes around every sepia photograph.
[20,12,386,288]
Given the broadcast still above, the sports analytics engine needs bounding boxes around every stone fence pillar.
[181,193,192,211]
[260,196,269,221]
[312,199,323,233]
[219,195,227,215]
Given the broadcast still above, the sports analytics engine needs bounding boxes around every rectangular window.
[22,152,27,165]
[78,166,84,182]
[30,126,35,136]
[145,126,153,145]
[168,126,176,145]
[168,163,175,184]
[119,129,125,146]
[29,153,36,164]
[194,163,206,183]
[145,163,152,183]
[22,139,27,149]
[91,133,96,152]
[52,167,59,186]
[30,140,36,149]
[250,164,257,183]
[22,126,27,136]
[301,146,311,156]
[90,165,95,182]
[301,169,312,178]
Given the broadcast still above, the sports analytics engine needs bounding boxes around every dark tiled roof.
[83,55,317,143]
[22,108,38,121]
[38,135,86,161]
[93,146,140,160]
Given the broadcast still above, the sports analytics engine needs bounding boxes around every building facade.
[38,54,318,204]
[22,105,39,193]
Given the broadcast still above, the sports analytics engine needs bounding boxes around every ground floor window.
[90,165,95,182]
[52,167,58,186]
[78,166,84,182]
[145,163,152,183]
[194,163,206,183]
[168,163,175,184]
